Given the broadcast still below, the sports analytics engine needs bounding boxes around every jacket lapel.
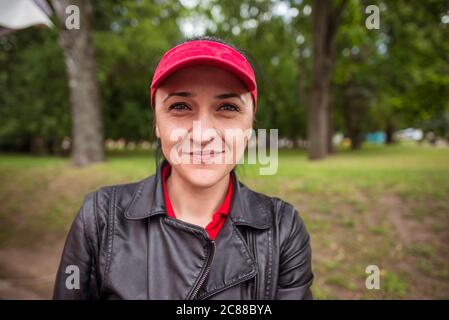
[193,214,257,299]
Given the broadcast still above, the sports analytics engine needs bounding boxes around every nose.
[191,109,219,149]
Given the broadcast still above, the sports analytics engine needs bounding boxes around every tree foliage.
[1,0,448,154]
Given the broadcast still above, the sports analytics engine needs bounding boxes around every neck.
[166,167,231,227]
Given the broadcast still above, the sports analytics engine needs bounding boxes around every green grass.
[0,141,448,299]
[240,142,449,199]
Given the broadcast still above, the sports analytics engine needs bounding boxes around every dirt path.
[0,240,64,299]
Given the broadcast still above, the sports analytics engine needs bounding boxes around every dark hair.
[153,36,260,170]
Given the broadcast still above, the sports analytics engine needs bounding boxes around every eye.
[218,103,240,112]
[169,103,191,111]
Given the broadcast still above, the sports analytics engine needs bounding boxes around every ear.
[155,125,160,138]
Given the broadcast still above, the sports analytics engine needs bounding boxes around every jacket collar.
[124,159,271,229]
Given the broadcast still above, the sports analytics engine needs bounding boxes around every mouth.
[182,150,225,162]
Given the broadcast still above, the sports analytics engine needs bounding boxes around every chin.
[181,163,231,188]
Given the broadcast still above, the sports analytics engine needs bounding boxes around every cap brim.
[151,56,256,93]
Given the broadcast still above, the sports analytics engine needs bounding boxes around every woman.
[53,36,314,300]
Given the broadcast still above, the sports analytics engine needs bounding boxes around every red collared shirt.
[161,162,233,240]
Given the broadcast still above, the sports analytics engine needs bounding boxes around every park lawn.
[0,142,448,299]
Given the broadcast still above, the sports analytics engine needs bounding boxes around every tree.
[0,27,70,154]
[308,0,347,160]
[51,0,104,166]
[376,0,449,144]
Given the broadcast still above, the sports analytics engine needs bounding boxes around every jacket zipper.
[249,231,258,300]
[190,239,216,300]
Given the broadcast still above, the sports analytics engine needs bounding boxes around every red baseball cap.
[150,40,257,112]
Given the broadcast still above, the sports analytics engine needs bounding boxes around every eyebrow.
[163,91,195,102]
[163,91,245,104]
[214,93,245,104]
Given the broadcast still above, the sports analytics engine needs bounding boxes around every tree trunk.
[327,98,335,154]
[349,130,363,150]
[308,0,347,160]
[30,136,47,155]
[51,0,104,166]
[342,84,370,151]
[297,41,308,148]
[297,42,306,116]
[385,123,395,144]
[308,1,330,160]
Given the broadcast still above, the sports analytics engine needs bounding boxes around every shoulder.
[93,174,155,214]
[239,182,308,241]
[248,187,311,256]
[77,174,156,233]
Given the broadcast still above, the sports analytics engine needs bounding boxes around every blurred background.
[0,0,448,299]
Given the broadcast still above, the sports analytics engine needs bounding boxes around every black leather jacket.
[53,160,314,300]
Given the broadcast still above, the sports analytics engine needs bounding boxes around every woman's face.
[154,64,254,188]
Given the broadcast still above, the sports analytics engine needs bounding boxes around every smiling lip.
[182,150,224,162]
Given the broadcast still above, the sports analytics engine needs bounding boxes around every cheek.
[159,123,198,163]
[158,122,184,151]
[220,126,253,163]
